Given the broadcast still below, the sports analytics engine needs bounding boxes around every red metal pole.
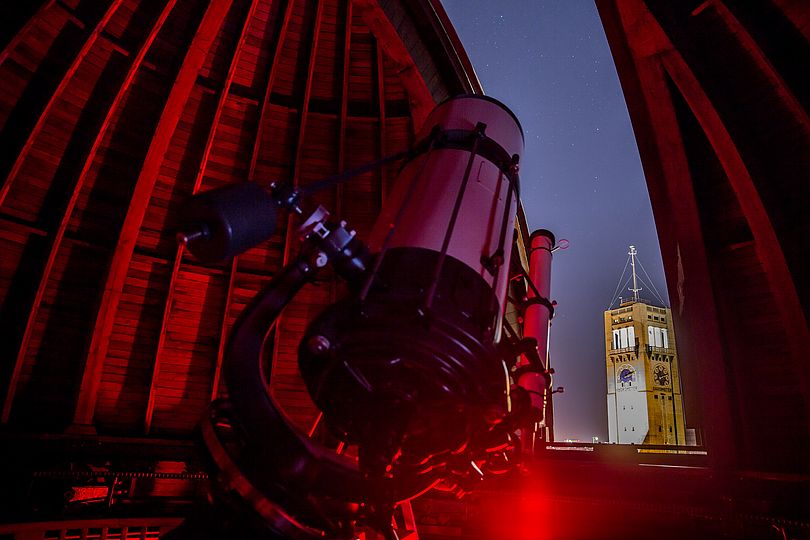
[518,229,555,449]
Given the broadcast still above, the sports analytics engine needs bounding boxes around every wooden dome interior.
[2,1,808,538]
[0,0,480,437]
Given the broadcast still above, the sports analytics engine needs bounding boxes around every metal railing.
[610,346,637,353]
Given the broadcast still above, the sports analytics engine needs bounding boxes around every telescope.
[170,95,556,539]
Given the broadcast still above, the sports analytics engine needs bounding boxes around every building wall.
[605,301,686,445]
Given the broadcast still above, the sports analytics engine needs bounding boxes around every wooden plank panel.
[150,268,226,434]
[198,0,253,83]
[0,1,59,66]
[138,86,217,255]
[272,1,317,99]
[375,38,386,203]
[0,0,126,207]
[0,0,180,424]
[231,0,281,92]
[342,117,379,236]
[383,116,412,198]
[310,0,342,104]
[1,0,179,425]
[0,0,438,439]
[298,113,339,210]
[102,1,142,45]
[95,253,170,431]
[209,0,298,407]
[67,66,174,245]
[211,271,271,398]
[270,280,332,429]
[9,237,107,428]
[382,53,407,103]
[72,0,235,427]
[3,39,123,221]
[200,95,258,190]
[252,104,299,183]
[269,0,329,430]
[0,223,37,308]
[333,0,352,219]
[347,11,374,108]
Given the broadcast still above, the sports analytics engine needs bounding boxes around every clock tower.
[604,247,686,445]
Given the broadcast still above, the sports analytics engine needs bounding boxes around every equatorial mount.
[169,95,547,539]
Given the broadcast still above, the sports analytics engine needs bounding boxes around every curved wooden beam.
[353,0,435,130]
[334,0,353,220]
[290,0,326,189]
[0,0,126,207]
[613,0,737,468]
[0,1,58,66]
[423,0,484,94]
[376,38,388,205]
[247,0,298,180]
[212,0,298,400]
[271,0,326,425]
[659,48,810,431]
[612,0,810,463]
[71,0,235,428]
[772,0,810,42]
[699,1,809,133]
[145,0,262,433]
[1,0,179,425]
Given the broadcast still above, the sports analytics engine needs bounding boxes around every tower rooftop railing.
[615,297,667,309]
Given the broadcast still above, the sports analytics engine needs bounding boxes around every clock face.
[654,364,670,386]
[617,365,635,384]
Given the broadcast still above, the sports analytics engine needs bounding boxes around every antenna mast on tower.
[628,245,642,302]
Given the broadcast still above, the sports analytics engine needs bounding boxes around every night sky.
[443,1,670,441]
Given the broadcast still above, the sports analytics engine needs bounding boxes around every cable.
[637,257,667,306]
[635,274,652,301]
[610,275,633,309]
[300,148,413,197]
[619,275,632,303]
[607,255,631,309]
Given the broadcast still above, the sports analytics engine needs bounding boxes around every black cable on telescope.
[299,149,414,197]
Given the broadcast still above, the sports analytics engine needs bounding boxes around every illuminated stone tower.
[605,247,686,445]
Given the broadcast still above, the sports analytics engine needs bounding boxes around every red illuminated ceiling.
[2,1,809,538]
[0,0,480,436]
